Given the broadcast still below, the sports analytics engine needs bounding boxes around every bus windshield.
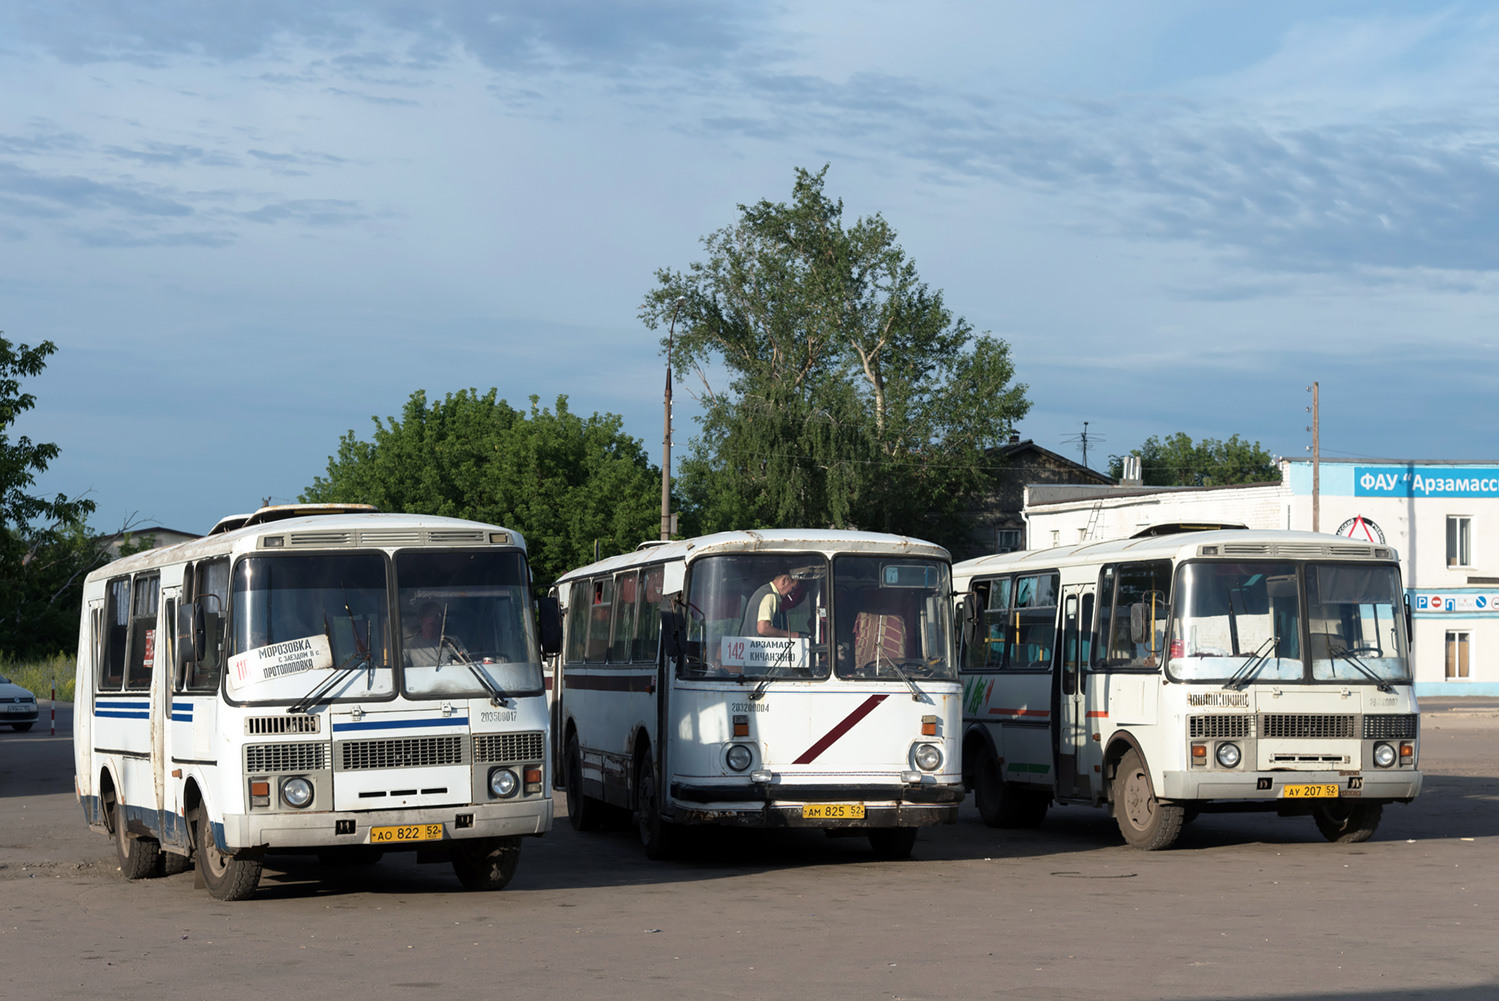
[1307,564,1410,683]
[229,554,394,702]
[681,554,831,680]
[1168,562,1304,684]
[833,556,955,680]
[396,550,543,697]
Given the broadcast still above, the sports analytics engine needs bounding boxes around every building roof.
[985,439,1113,484]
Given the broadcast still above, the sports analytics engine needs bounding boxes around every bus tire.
[1312,801,1382,844]
[113,798,159,880]
[157,851,192,877]
[451,836,521,891]
[566,735,604,832]
[1112,748,1184,850]
[867,827,918,860]
[974,755,1049,829]
[196,810,262,901]
[636,754,678,861]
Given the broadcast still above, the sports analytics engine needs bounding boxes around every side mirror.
[660,607,685,660]
[958,593,980,650]
[1129,592,1166,653]
[193,602,207,662]
[537,596,563,655]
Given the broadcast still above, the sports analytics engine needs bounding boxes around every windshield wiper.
[288,613,374,714]
[435,603,511,706]
[1325,641,1395,694]
[748,641,799,701]
[1222,634,1278,691]
[878,651,926,703]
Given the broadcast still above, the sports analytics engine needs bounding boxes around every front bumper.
[667,780,964,828]
[221,798,552,850]
[1159,769,1422,802]
[3,708,38,724]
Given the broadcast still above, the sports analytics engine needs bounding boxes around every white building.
[1024,458,1499,697]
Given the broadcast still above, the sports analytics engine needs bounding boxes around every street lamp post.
[661,297,687,541]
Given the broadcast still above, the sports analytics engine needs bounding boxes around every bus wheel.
[451,836,521,891]
[1112,749,1184,850]
[566,736,604,832]
[1312,801,1383,844]
[157,851,192,877]
[113,798,159,880]
[636,755,678,861]
[195,810,262,901]
[867,827,918,860]
[974,756,1048,829]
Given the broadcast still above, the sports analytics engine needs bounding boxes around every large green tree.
[641,166,1030,551]
[0,334,105,658]
[1109,432,1280,487]
[301,390,662,587]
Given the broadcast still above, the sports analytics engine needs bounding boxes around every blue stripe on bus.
[95,710,150,719]
[170,714,193,722]
[332,717,469,733]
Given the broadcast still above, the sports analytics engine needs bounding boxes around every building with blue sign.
[1023,457,1499,697]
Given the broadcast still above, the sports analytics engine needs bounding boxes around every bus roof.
[953,529,1399,581]
[554,529,950,586]
[85,511,529,583]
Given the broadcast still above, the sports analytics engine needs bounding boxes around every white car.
[0,674,39,731]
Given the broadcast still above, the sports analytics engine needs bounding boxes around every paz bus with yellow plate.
[552,530,962,859]
[72,504,563,899]
[953,528,1422,849]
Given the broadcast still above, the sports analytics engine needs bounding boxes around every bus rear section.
[557,531,962,860]
[73,509,561,899]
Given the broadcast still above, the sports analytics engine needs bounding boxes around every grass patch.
[0,653,76,702]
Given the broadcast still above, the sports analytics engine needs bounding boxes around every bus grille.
[427,529,486,545]
[1260,714,1357,739]
[474,732,545,763]
[1188,715,1253,739]
[1363,714,1419,739]
[245,742,326,773]
[341,735,465,770]
[246,714,320,735]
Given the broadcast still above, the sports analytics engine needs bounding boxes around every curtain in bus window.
[564,582,590,664]
[834,555,954,681]
[99,578,129,690]
[633,566,665,662]
[125,575,160,690]
[1009,573,1058,670]
[1103,561,1172,669]
[186,558,229,692]
[609,571,640,663]
[1307,565,1410,683]
[1168,562,1303,683]
[585,578,613,662]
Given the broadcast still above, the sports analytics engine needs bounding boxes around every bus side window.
[186,558,229,692]
[609,571,640,664]
[565,582,590,664]
[124,575,161,690]
[1103,560,1172,669]
[1079,593,1095,690]
[585,578,613,663]
[963,577,1012,671]
[99,577,130,691]
[1010,573,1058,670]
[634,566,665,662]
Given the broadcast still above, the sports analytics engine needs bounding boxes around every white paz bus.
[74,505,562,900]
[954,528,1422,849]
[552,530,963,860]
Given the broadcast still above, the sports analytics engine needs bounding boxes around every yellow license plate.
[801,803,865,820]
[1279,784,1341,799]
[369,823,445,844]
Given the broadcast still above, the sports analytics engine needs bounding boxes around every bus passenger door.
[155,589,179,845]
[1055,585,1095,801]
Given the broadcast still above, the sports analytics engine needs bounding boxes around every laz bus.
[74,504,562,899]
[553,530,962,859]
[954,529,1422,849]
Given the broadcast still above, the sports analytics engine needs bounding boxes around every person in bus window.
[739,571,805,639]
[405,601,468,666]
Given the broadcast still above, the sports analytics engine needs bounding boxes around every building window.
[995,529,1022,553]
[1446,631,1470,679]
[1050,530,1060,547]
[1447,516,1471,567]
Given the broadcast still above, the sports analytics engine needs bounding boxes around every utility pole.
[661,297,687,541]
[1306,382,1320,532]
[1080,421,1090,469]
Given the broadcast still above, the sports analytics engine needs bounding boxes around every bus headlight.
[725,744,753,772]
[1215,742,1241,769]
[489,768,520,798]
[1373,742,1397,768]
[282,777,314,809]
[914,743,942,771]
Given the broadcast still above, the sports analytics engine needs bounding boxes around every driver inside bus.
[405,601,468,666]
[739,570,806,639]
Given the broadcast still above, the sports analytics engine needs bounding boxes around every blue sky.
[4,1,1498,534]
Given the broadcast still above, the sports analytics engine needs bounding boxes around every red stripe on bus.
[1085,710,1108,718]
[988,707,1050,717]
[793,694,890,765]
